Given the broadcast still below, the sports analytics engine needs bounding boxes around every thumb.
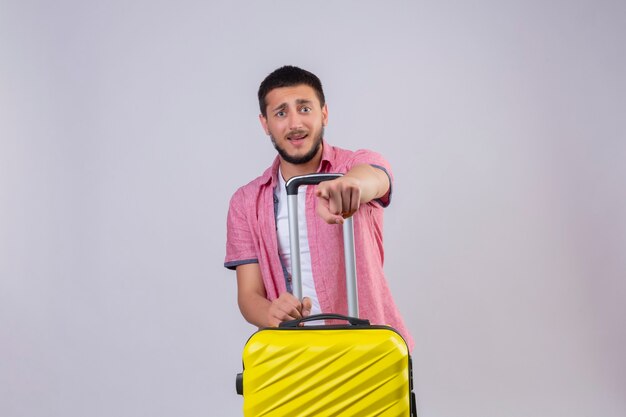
[315,186,328,199]
[301,297,312,317]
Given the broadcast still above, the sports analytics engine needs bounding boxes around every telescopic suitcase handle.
[285,173,359,318]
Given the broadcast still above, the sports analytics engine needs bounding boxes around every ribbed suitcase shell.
[241,324,412,417]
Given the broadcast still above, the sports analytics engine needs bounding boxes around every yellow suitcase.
[237,314,415,416]
[235,174,416,416]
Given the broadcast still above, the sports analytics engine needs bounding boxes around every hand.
[315,176,362,224]
[266,293,312,327]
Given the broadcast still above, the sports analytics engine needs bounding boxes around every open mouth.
[287,132,308,143]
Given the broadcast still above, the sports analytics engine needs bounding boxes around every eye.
[276,111,286,117]
[300,106,311,113]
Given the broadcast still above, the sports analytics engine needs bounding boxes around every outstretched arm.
[236,263,312,327]
[315,164,390,224]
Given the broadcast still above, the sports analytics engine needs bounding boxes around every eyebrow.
[271,103,287,113]
[271,99,314,113]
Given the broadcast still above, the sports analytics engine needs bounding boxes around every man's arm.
[315,163,390,224]
[236,263,312,327]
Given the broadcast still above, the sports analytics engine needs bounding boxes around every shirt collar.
[318,139,334,173]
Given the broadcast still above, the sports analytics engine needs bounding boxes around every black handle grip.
[235,373,243,395]
[285,173,343,195]
[279,313,370,328]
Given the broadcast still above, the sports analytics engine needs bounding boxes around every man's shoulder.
[229,164,275,203]
[325,142,388,168]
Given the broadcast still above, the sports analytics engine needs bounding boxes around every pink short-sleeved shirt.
[224,141,413,350]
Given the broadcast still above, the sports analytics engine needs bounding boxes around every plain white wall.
[1,1,624,416]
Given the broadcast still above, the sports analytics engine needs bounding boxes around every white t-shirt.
[276,170,322,316]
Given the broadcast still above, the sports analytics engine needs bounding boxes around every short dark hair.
[258,65,325,117]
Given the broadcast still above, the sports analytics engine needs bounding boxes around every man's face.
[259,84,328,165]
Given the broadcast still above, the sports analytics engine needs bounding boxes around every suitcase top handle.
[279,314,370,328]
[284,173,359,318]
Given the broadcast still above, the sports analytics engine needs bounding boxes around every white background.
[1,1,625,416]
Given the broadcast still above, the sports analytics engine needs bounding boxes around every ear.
[321,104,329,127]
[259,113,270,135]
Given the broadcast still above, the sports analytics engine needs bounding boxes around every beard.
[271,126,324,165]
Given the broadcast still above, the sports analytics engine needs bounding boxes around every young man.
[224,66,413,349]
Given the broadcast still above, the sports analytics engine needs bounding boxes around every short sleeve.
[224,188,258,270]
[348,149,394,207]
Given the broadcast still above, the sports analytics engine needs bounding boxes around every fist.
[267,293,312,327]
[315,177,362,224]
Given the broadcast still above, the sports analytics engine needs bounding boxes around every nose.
[288,111,303,130]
